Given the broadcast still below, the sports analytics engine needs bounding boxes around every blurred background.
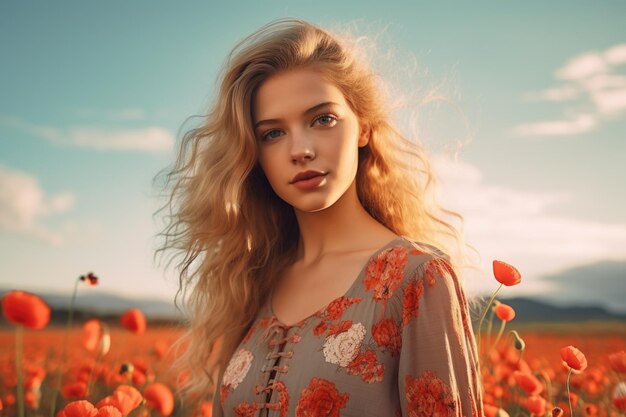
[1,1,625,321]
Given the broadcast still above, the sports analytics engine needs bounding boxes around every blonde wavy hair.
[153,18,477,408]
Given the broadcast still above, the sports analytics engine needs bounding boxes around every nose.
[290,130,315,164]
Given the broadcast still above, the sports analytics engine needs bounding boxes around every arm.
[397,257,483,417]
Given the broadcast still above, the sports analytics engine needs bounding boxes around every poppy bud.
[79,272,99,286]
[495,408,510,417]
[495,303,516,322]
[510,330,526,351]
[119,363,134,376]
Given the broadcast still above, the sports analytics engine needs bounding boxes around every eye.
[261,129,284,141]
[312,114,337,127]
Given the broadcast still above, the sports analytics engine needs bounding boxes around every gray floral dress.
[212,236,483,417]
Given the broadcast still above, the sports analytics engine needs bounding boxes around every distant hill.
[497,297,626,323]
[0,288,184,327]
[1,288,625,327]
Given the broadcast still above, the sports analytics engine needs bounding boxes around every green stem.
[486,306,496,351]
[489,320,506,354]
[566,368,573,417]
[476,284,502,355]
[15,325,25,417]
[50,278,80,417]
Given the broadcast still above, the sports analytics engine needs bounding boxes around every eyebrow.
[254,101,339,130]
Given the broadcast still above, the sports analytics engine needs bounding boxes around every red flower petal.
[560,345,588,372]
[492,260,522,286]
[120,308,147,334]
[1,290,51,329]
[144,383,174,416]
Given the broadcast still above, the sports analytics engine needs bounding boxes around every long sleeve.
[396,257,483,417]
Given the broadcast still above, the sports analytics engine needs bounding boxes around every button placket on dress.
[255,316,301,416]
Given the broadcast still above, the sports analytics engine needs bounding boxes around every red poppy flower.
[96,406,121,417]
[552,407,564,417]
[144,383,174,416]
[494,303,516,322]
[492,260,521,286]
[525,395,546,416]
[82,319,101,351]
[560,345,588,372]
[96,385,143,415]
[120,308,147,334]
[609,350,626,373]
[1,290,51,329]
[59,400,98,417]
[513,371,543,395]
[483,404,499,417]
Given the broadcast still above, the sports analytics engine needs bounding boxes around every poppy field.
[1,264,626,417]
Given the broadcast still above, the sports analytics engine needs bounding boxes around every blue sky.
[1,1,625,313]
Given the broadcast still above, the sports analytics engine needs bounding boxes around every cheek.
[258,152,279,183]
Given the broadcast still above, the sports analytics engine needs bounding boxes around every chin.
[290,197,337,213]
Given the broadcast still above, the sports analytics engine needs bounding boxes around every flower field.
[1,264,625,417]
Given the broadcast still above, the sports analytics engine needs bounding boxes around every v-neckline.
[268,235,407,328]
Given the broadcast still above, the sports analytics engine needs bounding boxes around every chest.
[270,252,374,327]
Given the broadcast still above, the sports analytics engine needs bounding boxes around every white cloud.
[431,155,626,298]
[521,85,580,102]
[515,43,626,137]
[604,43,626,65]
[555,52,608,81]
[512,113,596,136]
[0,165,76,246]
[0,116,174,152]
[68,126,173,151]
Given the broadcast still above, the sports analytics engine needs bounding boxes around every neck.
[291,180,396,265]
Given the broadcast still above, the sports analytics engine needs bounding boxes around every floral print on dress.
[322,322,366,366]
[402,277,425,326]
[345,349,384,383]
[372,317,402,356]
[295,378,349,417]
[364,246,409,301]
[273,380,290,417]
[405,370,458,417]
[313,296,362,336]
[222,348,253,399]
[233,402,256,417]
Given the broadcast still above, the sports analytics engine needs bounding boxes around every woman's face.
[252,68,368,213]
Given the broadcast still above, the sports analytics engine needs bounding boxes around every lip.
[292,174,327,190]
[290,170,327,184]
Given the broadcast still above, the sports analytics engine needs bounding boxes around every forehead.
[253,68,348,120]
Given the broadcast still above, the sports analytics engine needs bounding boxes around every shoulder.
[362,236,454,303]
[394,237,456,297]
[367,238,463,327]
[395,237,454,284]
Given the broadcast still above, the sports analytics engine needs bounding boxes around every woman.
[155,18,483,417]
